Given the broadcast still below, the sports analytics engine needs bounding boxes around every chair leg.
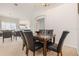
[46,45,49,52]
[11,36,12,41]
[22,43,25,50]
[43,47,44,56]
[57,52,60,56]
[26,46,28,56]
[53,36,55,44]
[33,52,35,56]
[26,49,28,56]
[3,37,4,43]
[57,51,63,56]
[16,36,17,40]
[60,51,63,56]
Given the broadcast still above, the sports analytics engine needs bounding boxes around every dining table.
[34,32,52,56]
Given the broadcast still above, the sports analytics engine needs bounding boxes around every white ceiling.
[0,3,62,20]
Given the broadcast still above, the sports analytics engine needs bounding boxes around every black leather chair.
[47,31,69,56]
[23,31,43,56]
[0,31,3,37]
[3,30,12,43]
[13,31,21,40]
[39,29,55,44]
[20,31,27,50]
[19,30,30,55]
[39,29,45,35]
[47,30,55,43]
[20,30,31,50]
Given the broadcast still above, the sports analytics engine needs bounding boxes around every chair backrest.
[3,30,12,38]
[46,30,53,38]
[20,30,31,45]
[0,31,3,37]
[14,31,21,37]
[23,31,35,51]
[19,31,27,45]
[57,31,69,52]
[39,29,53,38]
[39,29,45,35]
[24,30,32,31]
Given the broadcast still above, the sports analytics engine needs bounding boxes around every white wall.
[77,5,79,55]
[31,4,78,48]
[0,4,32,30]
[77,14,79,54]
[19,20,30,29]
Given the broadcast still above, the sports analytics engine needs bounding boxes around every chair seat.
[47,42,58,52]
[33,37,43,51]
[35,42,43,51]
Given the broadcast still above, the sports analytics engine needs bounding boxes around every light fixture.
[41,3,49,7]
[14,3,18,6]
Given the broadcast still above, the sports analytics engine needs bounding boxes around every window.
[1,22,16,30]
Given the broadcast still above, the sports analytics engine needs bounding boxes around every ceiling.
[0,3,62,20]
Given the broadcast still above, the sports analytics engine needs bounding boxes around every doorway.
[36,16,45,31]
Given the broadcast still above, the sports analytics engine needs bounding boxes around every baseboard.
[64,43,77,49]
[76,48,79,56]
[64,44,79,56]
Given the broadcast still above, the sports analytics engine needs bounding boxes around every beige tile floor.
[0,37,78,56]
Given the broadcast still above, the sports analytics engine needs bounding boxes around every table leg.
[43,39,47,56]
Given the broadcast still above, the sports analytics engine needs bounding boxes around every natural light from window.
[1,22,16,30]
